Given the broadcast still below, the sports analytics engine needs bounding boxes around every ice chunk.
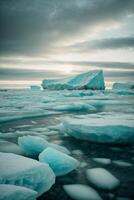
[86,168,120,190]
[93,158,111,165]
[18,135,70,156]
[0,184,37,200]
[53,103,96,112]
[30,85,41,91]
[72,149,83,155]
[42,70,105,90]
[63,184,102,200]
[62,114,134,144]
[39,147,79,176]
[112,82,134,90]
[0,140,24,155]
[112,160,133,167]
[0,152,55,196]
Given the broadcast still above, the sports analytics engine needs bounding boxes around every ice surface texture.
[0,152,55,196]
[42,70,105,90]
[86,168,120,190]
[62,114,134,144]
[18,135,70,156]
[39,147,79,176]
[63,184,102,200]
[0,184,37,200]
[113,82,134,90]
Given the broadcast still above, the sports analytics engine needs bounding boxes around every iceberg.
[0,184,37,200]
[18,135,70,156]
[112,82,134,90]
[62,114,134,144]
[86,168,120,190]
[42,70,105,90]
[0,152,55,196]
[63,184,102,200]
[39,147,79,176]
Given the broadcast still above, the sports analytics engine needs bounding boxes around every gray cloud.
[70,37,134,52]
[0,0,134,55]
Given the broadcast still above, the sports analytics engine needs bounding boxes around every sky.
[0,0,134,88]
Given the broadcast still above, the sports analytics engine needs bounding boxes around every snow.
[112,160,133,167]
[62,113,134,144]
[0,152,55,196]
[0,184,37,200]
[0,140,24,155]
[39,147,79,176]
[93,158,111,165]
[63,184,102,200]
[42,70,105,90]
[113,82,134,90]
[86,168,120,190]
[18,135,70,156]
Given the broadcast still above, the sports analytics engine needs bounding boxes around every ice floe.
[39,147,79,176]
[42,70,105,90]
[86,168,120,190]
[0,140,24,155]
[112,160,133,167]
[0,184,37,200]
[0,152,55,196]
[18,135,70,156]
[93,158,111,165]
[63,184,102,200]
[62,113,134,144]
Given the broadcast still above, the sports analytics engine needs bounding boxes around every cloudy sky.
[0,0,134,88]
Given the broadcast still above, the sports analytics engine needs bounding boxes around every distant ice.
[86,168,120,190]
[30,85,41,91]
[112,160,133,167]
[112,82,134,90]
[0,184,37,200]
[63,184,102,200]
[93,158,111,165]
[39,147,79,176]
[0,152,55,196]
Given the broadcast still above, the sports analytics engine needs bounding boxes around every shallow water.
[0,89,134,200]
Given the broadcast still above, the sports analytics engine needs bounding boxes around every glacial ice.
[62,113,134,144]
[42,70,105,90]
[39,147,79,176]
[63,184,102,200]
[86,168,120,190]
[113,82,134,90]
[0,152,55,196]
[0,184,37,200]
[18,135,70,156]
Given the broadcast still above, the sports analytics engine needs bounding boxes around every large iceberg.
[18,135,70,156]
[112,82,134,90]
[0,184,37,200]
[0,152,55,196]
[62,114,134,144]
[39,147,79,176]
[42,70,105,90]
